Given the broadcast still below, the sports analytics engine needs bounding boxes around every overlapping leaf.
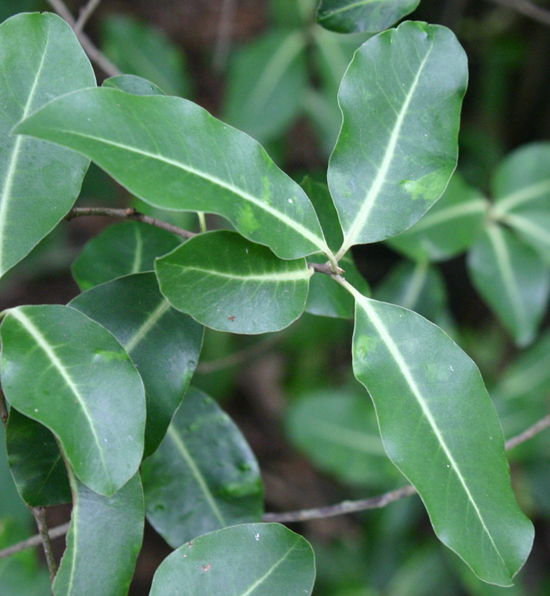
[344,281,534,585]
[149,523,316,596]
[317,0,420,33]
[70,272,203,457]
[142,388,263,547]
[0,305,145,496]
[467,223,550,347]
[0,12,95,278]
[103,74,165,96]
[53,471,144,596]
[14,87,329,260]
[329,22,467,258]
[156,231,313,334]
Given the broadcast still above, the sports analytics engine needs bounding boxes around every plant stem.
[30,507,58,584]
[74,0,103,33]
[0,522,70,560]
[486,0,550,27]
[0,388,8,428]
[197,211,207,233]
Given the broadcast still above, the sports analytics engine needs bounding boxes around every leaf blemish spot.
[201,564,212,572]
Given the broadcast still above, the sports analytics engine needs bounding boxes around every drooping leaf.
[467,223,550,347]
[70,272,204,457]
[6,408,71,506]
[142,387,263,548]
[286,389,400,486]
[0,12,95,278]
[72,221,181,291]
[345,282,534,585]
[149,523,316,596]
[53,471,144,596]
[329,22,467,258]
[388,174,489,262]
[156,230,313,334]
[0,305,145,496]
[101,14,192,97]
[14,87,329,260]
[317,0,420,33]
[103,74,165,96]
[223,30,308,143]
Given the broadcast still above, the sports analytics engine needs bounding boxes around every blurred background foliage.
[1,0,550,595]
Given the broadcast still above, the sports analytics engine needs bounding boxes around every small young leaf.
[72,221,181,290]
[467,223,550,347]
[223,29,308,143]
[6,408,71,507]
[347,284,534,585]
[0,12,95,278]
[329,22,467,257]
[317,0,420,33]
[142,387,263,548]
[149,523,316,596]
[14,87,329,260]
[53,471,144,596]
[156,231,313,334]
[103,74,165,96]
[0,305,146,496]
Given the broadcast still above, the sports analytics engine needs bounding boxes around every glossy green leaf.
[15,87,330,260]
[329,22,467,258]
[0,305,145,496]
[388,174,489,262]
[70,272,203,457]
[102,14,192,97]
[374,259,447,322]
[156,230,313,334]
[344,281,534,585]
[0,12,95,278]
[286,389,400,486]
[467,223,550,347]
[317,0,420,33]
[53,471,144,596]
[223,30,308,143]
[103,74,165,96]
[6,408,71,506]
[149,523,315,596]
[72,221,181,291]
[142,387,263,547]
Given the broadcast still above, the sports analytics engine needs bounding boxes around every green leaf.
[101,14,192,97]
[103,74,165,96]
[467,223,550,347]
[14,87,329,260]
[317,0,420,33]
[345,283,534,585]
[388,174,489,262]
[72,221,181,291]
[223,30,308,143]
[0,305,145,496]
[156,230,313,334]
[6,408,71,506]
[0,12,95,278]
[53,471,144,596]
[329,22,467,258]
[70,272,204,457]
[149,523,316,596]
[286,388,400,486]
[142,387,263,548]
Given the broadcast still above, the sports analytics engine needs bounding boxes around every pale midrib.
[503,213,550,247]
[130,226,144,274]
[167,425,226,527]
[486,224,526,333]
[337,44,434,259]
[240,542,298,596]
[26,128,328,254]
[319,0,379,19]
[493,179,550,215]
[0,36,49,272]
[399,199,488,236]
[124,299,170,354]
[401,259,429,310]
[171,263,312,282]
[10,309,109,481]
[310,419,386,455]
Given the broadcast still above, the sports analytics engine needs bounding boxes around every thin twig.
[486,0,550,27]
[0,522,70,561]
[212,0,238,72]
[66,207,197,240]
[0,388,8,428]
[30,507,58,583]
[74,0,103,33]
[46,0,120,77]
[505,413,550,450]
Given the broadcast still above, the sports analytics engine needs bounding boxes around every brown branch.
[46,0,120,77]
[74,0,103,33]
[66,207,197,240]
[0,522,70,561]
[505,412,550,450]
[486,0,550,27]
[30,507,58,584]
[0,388,8,428]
